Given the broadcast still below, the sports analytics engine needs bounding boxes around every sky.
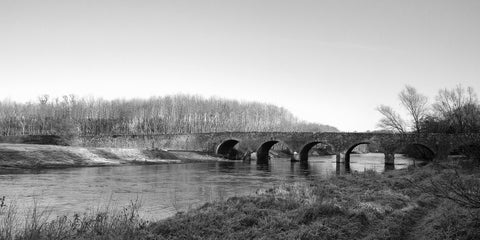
[1,0,480,132]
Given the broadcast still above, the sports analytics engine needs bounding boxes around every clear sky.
[1,0,479,131]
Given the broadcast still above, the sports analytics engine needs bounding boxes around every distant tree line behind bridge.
[0,94,338,136]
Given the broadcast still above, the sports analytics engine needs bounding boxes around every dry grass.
[0,197,151,240]
[148,164,480,240]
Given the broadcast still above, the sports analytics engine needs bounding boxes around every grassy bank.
[1,163,480,239]
[0,144,223,170]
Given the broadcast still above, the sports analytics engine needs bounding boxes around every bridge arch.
[397,143,435,161]
[299,141,335,162]
[344,141,371,163]
[256,140,293,164]
[215,139,241,159]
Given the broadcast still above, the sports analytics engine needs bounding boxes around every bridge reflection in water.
[279,153,423,180]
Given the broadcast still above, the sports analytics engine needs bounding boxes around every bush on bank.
[2,163,480,240]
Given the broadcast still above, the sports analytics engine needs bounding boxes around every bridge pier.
[336,153,345,163]
[242,151,252,163]
[291,151,301,162]
[256,152,270,164]
[384,152,395,165]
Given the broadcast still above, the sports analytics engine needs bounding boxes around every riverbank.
[0,143,223,170]
[148,163,480,239]
[1,162,479,239]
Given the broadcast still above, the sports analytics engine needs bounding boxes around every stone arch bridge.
[82,132,480,165]
[207,132,479,164]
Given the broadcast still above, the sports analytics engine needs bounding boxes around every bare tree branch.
[410,171,480,209]
[399,85,428,133]
[376,105,407,134]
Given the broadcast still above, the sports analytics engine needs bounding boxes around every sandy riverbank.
[0,143,224,170]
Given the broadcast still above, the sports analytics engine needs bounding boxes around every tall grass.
[0,197,150,240]
[0,196,17,239]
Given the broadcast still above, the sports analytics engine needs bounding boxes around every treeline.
[0,94,338,136]
[377,84,480,160]
[377,84,480,134]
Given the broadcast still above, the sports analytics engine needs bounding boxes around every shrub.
[413,171,480,208]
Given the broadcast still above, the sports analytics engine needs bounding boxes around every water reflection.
[336,162,351,174]
[256,163,271,172]
[0,153,422,220]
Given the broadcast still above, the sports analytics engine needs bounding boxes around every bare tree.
[38,94,49,105]
[399,85,429,133]
[433,85,480,133]
[376,105,407,134]
[376,85,428,133]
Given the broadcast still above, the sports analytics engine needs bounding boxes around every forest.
[0,94,338,136]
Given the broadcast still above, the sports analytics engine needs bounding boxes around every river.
[0,153,422,220]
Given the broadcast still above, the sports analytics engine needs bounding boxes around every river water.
[0,153,421,220]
